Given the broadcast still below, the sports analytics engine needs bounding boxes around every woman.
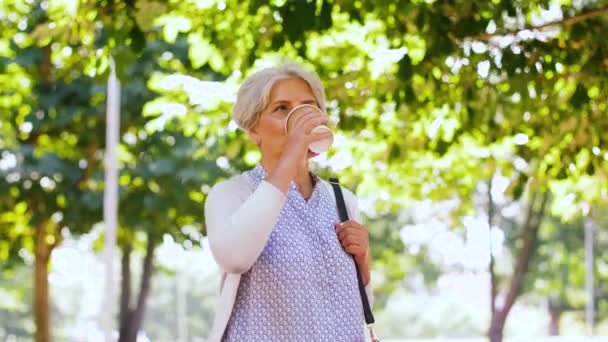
[204,63,373,341]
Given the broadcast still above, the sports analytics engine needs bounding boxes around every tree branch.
[468,6,608,41]
[499,191,549,319]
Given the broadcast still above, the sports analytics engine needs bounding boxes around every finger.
[337,227,348,241]
[292,111,326,132]
[335,222,345,233]
[335,222,352,236]
[287,112,317,136]
[302,116,328,134]
[340,220,362,228]
[308,130,332,144]
[337,227,359,241]
[300,110,326,128]
[339,224,365,237]
[345,244,365,256]
[341,234,365,247]
[336,220,360,228]
[340,233,368,251]
[291,109,319,129]
[336,222,364,235]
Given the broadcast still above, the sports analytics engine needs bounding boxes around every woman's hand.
[282,109,331,163]
[268,110,331,193]
[335,220,371,285]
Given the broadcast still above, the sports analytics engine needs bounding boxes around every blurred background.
[1,0,607,341]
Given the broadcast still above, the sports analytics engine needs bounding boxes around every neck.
[261,156,314,190]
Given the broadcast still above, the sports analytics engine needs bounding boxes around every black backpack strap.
[329,177,350,222]
[328,177,375,326]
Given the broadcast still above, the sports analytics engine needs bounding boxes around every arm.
[205,123,326,274]
[343,188,374,306]
[205,178,287,274]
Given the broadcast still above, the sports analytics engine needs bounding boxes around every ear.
[246,128,261,146]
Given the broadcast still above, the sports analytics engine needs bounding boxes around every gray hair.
[233,63,326,131]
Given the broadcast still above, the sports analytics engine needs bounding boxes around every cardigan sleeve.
[205,178,287,274]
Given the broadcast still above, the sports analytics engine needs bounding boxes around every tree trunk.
[488,180,497,320]
[176,271,188,342]
[33,42,55,342]
[118,234,157,342]
[488,314,505,342]
[34,221,52,342]
[549,307,561,336]
[119,244,133,339]
[487,192,549,342]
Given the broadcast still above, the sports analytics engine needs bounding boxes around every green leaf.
[157,15,192,43]
[188,34,214,69]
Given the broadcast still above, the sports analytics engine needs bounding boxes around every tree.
[3,0,608,340]
[0,1,106,339]
[0,1,192,340]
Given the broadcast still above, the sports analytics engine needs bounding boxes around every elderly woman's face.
[251,77,319,159]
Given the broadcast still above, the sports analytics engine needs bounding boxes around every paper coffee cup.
[283,104,333,153]
[309,125,333,153]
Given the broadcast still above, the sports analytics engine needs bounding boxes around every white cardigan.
[204,172,373,342]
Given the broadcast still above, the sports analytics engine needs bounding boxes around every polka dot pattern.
[222,165,365,341]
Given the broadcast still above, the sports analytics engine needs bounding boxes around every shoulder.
[206,173,251,205]
[319,178,361,221]
[319,178,358,206]
[340,185,358,202]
